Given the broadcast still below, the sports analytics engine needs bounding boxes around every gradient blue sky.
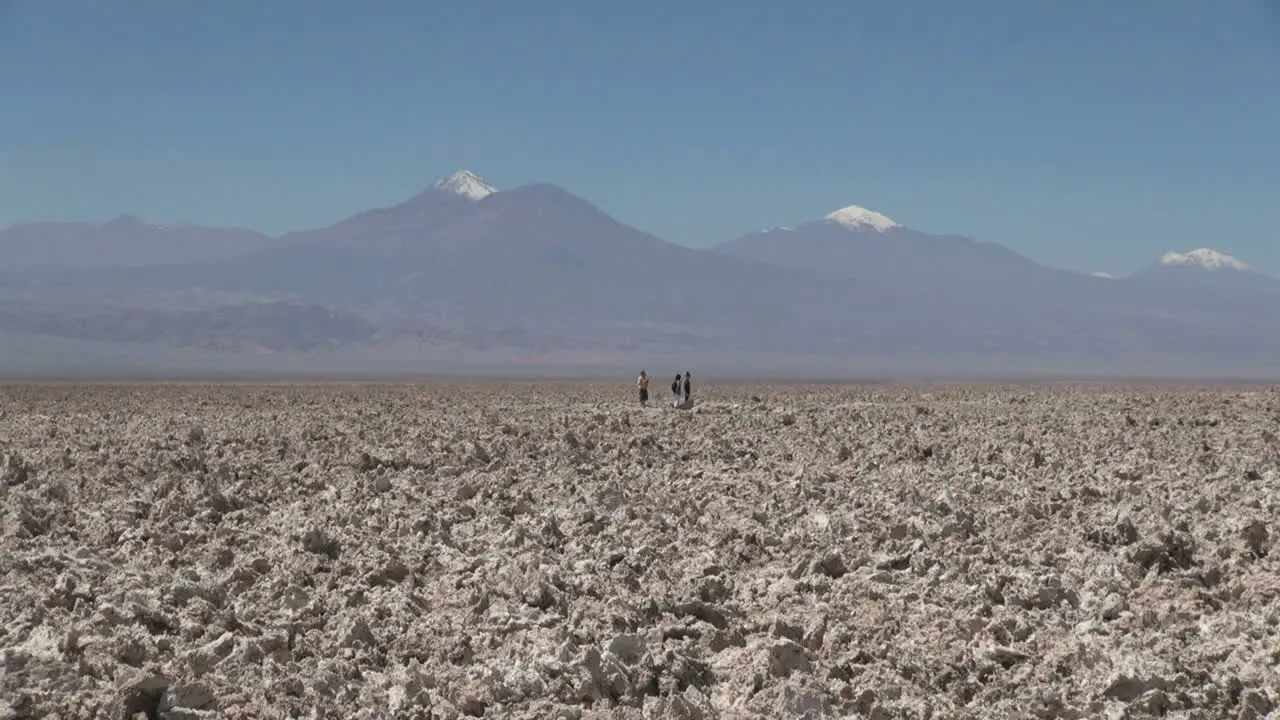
[2,0,1278,276]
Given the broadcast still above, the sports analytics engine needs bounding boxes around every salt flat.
[1,382,1278,719]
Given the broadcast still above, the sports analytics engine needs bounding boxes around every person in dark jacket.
[683,372,691,403]
[671,374,682,406]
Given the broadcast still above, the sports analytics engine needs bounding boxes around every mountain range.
[1,170,1277,379]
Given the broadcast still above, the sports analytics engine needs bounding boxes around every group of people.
[635,370,692,408]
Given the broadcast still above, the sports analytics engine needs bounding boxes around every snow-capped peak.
[1158,248,1248,272]
[433,170,496,200]
[1091,271,1114,279]
[823,205,901,232]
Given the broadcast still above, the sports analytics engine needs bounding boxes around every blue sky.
[2,0,1278,276]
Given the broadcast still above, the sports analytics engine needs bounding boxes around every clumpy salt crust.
[1,382,1277,718]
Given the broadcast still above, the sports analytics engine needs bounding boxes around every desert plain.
[1,381,1278,719]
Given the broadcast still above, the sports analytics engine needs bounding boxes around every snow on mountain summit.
[1158,248,1248,272]
[433,170,496,200]
[823,205,901,232]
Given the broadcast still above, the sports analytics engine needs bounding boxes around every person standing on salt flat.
[671,373,683,406]
[636,370,650,407]
[671,372,694,409]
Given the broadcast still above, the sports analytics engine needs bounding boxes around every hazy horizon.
[3,2,1280,380]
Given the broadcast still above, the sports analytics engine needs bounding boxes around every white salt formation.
[0,383,1276,717]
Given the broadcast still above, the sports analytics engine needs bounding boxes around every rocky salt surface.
[1,382,1278,719]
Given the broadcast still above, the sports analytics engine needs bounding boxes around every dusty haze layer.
[1,382,1278,719]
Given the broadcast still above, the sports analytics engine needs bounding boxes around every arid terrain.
[1,381,1278,719]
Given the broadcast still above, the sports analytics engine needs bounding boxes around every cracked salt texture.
[0,382,1277,718]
